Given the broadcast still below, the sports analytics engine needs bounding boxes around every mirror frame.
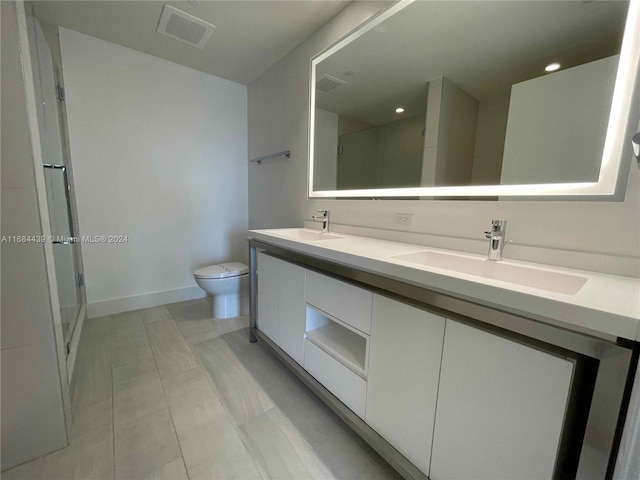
[308,0,640,200]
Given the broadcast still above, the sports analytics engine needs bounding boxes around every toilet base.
[212,293,249,319]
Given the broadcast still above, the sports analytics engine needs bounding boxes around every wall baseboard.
[87,286,206,318]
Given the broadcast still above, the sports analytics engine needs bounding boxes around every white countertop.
[249,228,640,342]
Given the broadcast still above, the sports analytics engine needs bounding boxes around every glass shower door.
[28,14,83,352]
[43,165,81,343]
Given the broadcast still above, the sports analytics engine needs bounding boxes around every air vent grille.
[157,5,215,49]
[316,74,348,94]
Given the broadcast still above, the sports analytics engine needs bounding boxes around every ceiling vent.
[157,5,215,49]
[316,74,348,94]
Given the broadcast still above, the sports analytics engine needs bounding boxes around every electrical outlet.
[393,213,413,227]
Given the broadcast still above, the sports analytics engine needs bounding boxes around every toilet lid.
[194,262,249,279]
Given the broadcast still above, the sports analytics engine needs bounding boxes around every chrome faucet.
[311,209,330,233]
[484,220,507,261]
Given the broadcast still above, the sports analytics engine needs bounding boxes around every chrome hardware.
[484,219,507,261]
[311,209,330,233]
[249,150,291,165]
[43,164,75,240]
[633,132,640,167]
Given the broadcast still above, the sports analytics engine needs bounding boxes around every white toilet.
[194,262,249,319]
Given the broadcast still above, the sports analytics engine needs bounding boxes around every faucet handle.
[490,219,506,232]
[317,209,328,215]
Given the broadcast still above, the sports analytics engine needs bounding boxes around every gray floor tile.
[161,368,214,408]
[145,320,199,378]
[112,357,158,394]
[72,339,112,409]
[111,339,154,368]
[192,338,274,426]
[211,316,249,337]
[111,323,147,346]
[1,457,45,480]
[239,408,315,480]
[224,329,343,448]
[82,316,112,339]
[110,311,144,331]
[267,409,335,480]
[40,300,401,480]
[165,298,212,323]
[70,398,113,441]
[168,382,226,437]
[184,428,262,480]
[171,397,245,475]
[138,306,173,324]
[114,376,167,429]
[141,458,188,480]
[114,408,181,480]
[176,319,218,345]
[314,429,403,480]
[41,425,113,480]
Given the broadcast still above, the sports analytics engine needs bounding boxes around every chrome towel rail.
[249,150,290,165]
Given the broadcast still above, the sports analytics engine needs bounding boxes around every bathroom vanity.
[247,229,639,480]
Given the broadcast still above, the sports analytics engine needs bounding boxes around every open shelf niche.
[305,305,369,379]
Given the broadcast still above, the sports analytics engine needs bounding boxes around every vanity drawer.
[303,339,367,418]
[305,271,372,334]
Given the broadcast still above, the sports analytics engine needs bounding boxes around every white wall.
[501,55,619,185]
[248,2,390,229]
[435,77,479,186]
[60,29,248,317]
[472,91,510,185]
[1,2,68,469]
[313,108,338,190]
[248,2,640,278]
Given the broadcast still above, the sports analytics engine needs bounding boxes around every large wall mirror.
[308,0,640,199]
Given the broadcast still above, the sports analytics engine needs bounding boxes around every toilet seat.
[194,262,249,279]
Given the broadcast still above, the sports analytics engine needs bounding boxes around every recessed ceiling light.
[545,62,561,72]
[395,107,405,113]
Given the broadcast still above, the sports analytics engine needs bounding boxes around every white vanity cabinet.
[429,319,575,480]
[304,270,372,419]
[256,251,279,340]
[256,252,306,364]
[256,250,586,480]
[365,295,445,475]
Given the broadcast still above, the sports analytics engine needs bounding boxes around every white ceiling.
[30,0,351,85]
[316,1,628,125]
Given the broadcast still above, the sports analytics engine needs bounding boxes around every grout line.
[175,308,268,478]
[143,314,190,479]
[110,323,116,479]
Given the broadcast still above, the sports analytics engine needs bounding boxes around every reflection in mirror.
[312,1,629,193]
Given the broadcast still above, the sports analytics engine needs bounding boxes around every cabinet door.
[257,252,279,341]
[278,260,306,365]
[430,320,574,480]
[365,295,445,475]
[306,270,372,334]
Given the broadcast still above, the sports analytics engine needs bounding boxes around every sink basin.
[391,250,587,295]
[268,229,344,242]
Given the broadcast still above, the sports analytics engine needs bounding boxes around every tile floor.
[3,297,401,480]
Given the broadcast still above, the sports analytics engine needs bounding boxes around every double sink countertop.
[249,228,640,342]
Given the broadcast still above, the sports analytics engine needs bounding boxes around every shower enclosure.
[27,14,84,357]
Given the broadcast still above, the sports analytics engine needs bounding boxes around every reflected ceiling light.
[395,107,405,113]
[545,62,561,72]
